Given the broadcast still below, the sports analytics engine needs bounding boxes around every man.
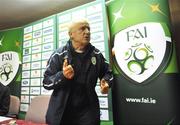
[0,82,10,116]
[43,20,113,125]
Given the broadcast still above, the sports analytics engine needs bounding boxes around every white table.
[0,116,12,122]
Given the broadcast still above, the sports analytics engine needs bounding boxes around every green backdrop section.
[0,28,22,96]
[108,0,171,36]
[107,0,178,74]
[107,0,179,124]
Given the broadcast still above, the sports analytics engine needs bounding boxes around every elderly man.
[0,82,10,116]
[43,20,113,125]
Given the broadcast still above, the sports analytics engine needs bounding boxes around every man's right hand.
[63,59,74,79]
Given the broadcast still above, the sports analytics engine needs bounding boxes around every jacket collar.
[65,40,95,70]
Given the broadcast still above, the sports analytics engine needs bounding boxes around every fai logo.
[112,22,172,83]
[0,51,21,85]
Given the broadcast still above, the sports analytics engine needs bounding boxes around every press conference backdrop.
[56,0,113,123]
[107,0,179,124]
[1,0,180,124]
[20,0,113,124]
[0,28,22,97]
[20,15,57,116]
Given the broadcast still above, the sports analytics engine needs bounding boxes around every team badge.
[112,22,172,83]
[91,56,96,65]
[0,51,21,85]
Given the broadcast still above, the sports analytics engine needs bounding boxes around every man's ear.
[68,31,73,40]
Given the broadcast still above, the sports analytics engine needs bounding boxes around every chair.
[7,95,20,118]
[25,95,50,124]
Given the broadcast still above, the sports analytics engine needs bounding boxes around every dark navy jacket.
[43,41,113,125]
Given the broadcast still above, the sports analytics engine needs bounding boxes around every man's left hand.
[100,79,109,94]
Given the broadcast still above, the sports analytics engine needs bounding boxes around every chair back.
[25,95,50,124]
[7,95,20,118]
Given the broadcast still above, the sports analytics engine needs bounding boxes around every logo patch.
[0,51,21,85]
[91,56,96,65]
[113,22,172,83]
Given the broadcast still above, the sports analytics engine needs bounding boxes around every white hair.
[68,18,89,33]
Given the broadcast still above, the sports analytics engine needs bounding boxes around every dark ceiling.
[0,0,95,30]
[0,0,179,31]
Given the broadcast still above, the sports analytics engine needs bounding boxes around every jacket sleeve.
[0,86,10,116]
[43,51,69,90]
[98,53,113,88]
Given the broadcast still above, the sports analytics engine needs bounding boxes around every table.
[0,116,12,122]
[0,116,47,125]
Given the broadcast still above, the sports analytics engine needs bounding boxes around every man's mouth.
[85,36,90,39]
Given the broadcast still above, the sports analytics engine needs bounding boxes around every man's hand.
[63,59,74,79]
[100,79,109,94]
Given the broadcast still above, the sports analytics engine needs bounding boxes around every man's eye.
[81,27,85,30]
[79,26,90,32]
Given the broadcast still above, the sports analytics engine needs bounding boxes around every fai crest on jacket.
[0,51,21,85]
[113,22,172,83]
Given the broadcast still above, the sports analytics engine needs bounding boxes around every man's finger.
[64,65,73,72]
[101,83,108,89]
[67,65,74,71]
[68,73,74,79]
[64,69,74,75]
[101,88,109,94]
[63,59,68,68]
[101,82,109,94]
[104,83,109,88]
[101,87,108,94]
[100,79,109,94]
[100,79,106,87]
[65,71,74,79]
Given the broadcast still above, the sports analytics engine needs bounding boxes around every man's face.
[70,22,90,46]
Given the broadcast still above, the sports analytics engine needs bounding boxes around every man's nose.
[85,28,90,34]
